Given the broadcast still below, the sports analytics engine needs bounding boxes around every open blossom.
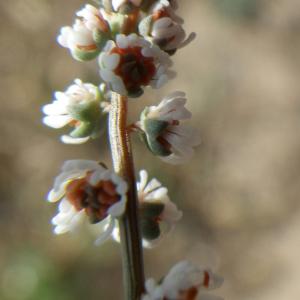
[138,91,200,164]
[137,170,182,247]
[57,5,110,61]
[42,79,105,144]
[142,261,223,300]
[112,170,181,247]
[139,0,195,53]
[99,33,172,97]
[47,160,128,244]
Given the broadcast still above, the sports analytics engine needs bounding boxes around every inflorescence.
[42,1,223,299]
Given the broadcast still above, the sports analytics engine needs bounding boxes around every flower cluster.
[44,0,201,254]
[143,261,223,300]
[43,1,223,299]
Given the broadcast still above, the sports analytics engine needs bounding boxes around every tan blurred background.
[1,0,300,299]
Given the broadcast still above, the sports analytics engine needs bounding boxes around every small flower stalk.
[42,1,223,300]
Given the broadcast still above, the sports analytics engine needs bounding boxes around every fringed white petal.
[61,135,90,144]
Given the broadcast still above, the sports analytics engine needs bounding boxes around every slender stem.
[109,92,145,300]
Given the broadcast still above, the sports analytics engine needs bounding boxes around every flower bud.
[42,79,107,144]
[139,1,195,54]
[57,5,111,61]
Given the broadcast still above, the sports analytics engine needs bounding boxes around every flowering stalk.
[43,2,224,299]
[109,92,145,299]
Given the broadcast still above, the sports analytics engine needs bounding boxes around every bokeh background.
[1,0,300,299]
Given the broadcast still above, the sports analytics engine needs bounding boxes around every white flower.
[112,0,143,12]
[42,79,104,144]
[142,261,223,300]
[57,5,109,61]
[137,170,182,247]
[112,169,181,247]
[139,1,195,53]
[98,33,172,97]
[57,20,98,60]
[76,4,109,32]
[47,160,128,245]
[138,91,200,164]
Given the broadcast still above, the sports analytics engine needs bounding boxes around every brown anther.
[65,174,121,224]
[77,44,98,51]
[96,15,110,32]
[203,271,210,288]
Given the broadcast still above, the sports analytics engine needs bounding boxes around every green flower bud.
[73,48,100,62]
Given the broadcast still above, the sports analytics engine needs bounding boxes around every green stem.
[108,92,145,300]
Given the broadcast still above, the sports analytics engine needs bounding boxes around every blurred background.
[1,0,300,299]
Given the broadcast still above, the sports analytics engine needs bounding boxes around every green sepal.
[143,119,172,156]
[148,137,172,157]
[143,118,169,139]
[68,100,103,138]
[140,218,161,241]
[90,113,108,138]
[69,121,94,138]
[93,29,110,50]
[140,202,165,219]
[72,48,100,62]
[140,108,172,156]
[69,100,101,122]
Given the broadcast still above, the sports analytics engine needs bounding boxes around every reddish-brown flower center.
[111,46,156,94]
[65,174,121,224]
